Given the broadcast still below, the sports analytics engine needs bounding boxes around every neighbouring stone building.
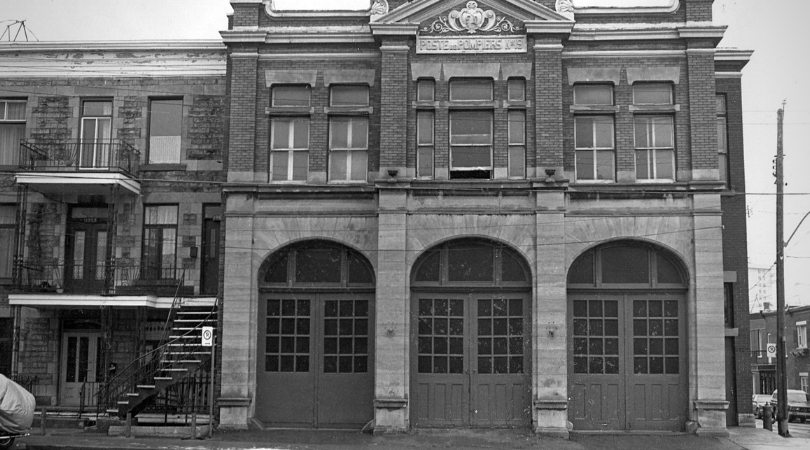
[0,0,755,438]
[0,41,226,412]
[216,0,753,436]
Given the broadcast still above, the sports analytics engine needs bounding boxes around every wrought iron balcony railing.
[14,259,191,296]
[18,139,140,176]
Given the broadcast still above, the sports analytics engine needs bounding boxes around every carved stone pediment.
[419,1,523,35]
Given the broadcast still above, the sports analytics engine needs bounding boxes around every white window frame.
[716,94,728,184]
[270,117,310,182]
[634,115,675,182]
[632,83,673,105]
[449,110,493,178]
[328,84,369,183]
[574,115,615,182]
[797,321,807,349]
[507,110,525,179]
[147,98,183,164]
[416,110,434,179]
[0,99,26,166]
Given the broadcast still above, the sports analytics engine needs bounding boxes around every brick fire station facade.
[217,0,753,436]
[0,0,754,438]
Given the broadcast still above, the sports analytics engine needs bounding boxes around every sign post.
[201,326,214,437]
[766,343,777,359]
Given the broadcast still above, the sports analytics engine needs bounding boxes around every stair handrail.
[95,270,217,417]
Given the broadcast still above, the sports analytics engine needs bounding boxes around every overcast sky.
[2,0,810,306]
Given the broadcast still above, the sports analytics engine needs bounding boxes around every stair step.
[137,385,156,389]
[161,368,189,372]
[106,409,119,414]
[154,377,173,381]
[117,401,130,405]
[126,393,140,397]
[161,359,202,364]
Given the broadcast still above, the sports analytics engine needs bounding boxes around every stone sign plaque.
[416,36,527,54]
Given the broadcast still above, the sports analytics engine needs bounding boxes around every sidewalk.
[10,426,809,450]
[726,426,810,450]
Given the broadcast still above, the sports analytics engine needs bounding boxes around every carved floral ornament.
[419,2,523,34]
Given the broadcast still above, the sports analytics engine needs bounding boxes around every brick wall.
[718,75,751,417]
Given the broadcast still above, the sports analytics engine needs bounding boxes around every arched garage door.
[411,238,532,428]
[256,240,375,428]
[567,241,688,431]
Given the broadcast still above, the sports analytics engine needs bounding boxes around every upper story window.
[329,85,369,182]
[633,83,673,105]
[508,110,525,179]
[0,204,15,281]
[142,205,178,280]
[271,85,311,182]
[450,79,493,101]
[574,85,613,106]
[450,110,492,179]
[417,110,434,179]
[716,95,728,184]
[631,83,675,182]
[798,321,808,349]
[80,100,113,168]
[449,79,493,179]
[417,79,435,102]
[508,79,525,102]
[573,85,615,182]
[634,116,675,182]
[0,100,26,166]
[330,85,369,107]
[148,99,183,164]
[273,85,311,107]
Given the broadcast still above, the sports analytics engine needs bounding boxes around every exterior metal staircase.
[97,300,218,420]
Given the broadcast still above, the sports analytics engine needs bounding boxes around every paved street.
[7,426,810,450]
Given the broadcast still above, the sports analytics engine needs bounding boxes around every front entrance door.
[568,294,687,430]
[413,293,530,427]
[200,205,221,295]
[256,293,374,427]
[65,220,108,292]
[59,332,101,406]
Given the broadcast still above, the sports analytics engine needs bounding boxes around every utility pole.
[775,103,789,437]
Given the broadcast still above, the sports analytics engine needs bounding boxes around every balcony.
[13,259,192,299]
[15,140,141,196]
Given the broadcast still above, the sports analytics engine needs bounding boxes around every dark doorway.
[201,205,221,295]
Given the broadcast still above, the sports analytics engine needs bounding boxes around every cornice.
[715,48,754,62]
[524,21,574,35]
[562,50,685,59]
[370,23,420,37]
[0,40,225,52]
[220,29,267,43]
[678,25,727,40]
[0,42,226,78]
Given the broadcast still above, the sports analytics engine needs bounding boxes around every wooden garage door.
[256,293,374,427]
[568,294,687,431]
[413,293,531,427]
[255,240,376,428]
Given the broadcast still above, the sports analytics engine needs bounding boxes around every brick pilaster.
[379,42,409,177]
[227,52,258,182]
[534,40,564,177]
[687,47,717,181]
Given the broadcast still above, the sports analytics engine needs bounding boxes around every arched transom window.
[568,241,687,289]
[260,240,374,288]
[412,239,530,287]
